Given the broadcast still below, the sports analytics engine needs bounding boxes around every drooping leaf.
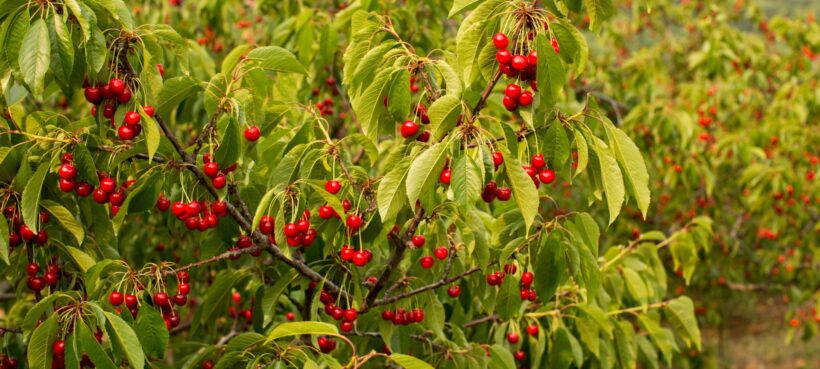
[157,76,203,116]
[21,162,50,231]
[104,311,145,369]
[502,156,540,230]
[136,306,169,358]
[388,354,435,369]
[27,315,59,369]
[665,296,701,350]
[244,46,308,75]
[378,154,414,224]
[266,322,338,341]
[18,19,50,97]
[40,200,84,245]
[406,142,449,212]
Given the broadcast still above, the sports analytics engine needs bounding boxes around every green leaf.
[604,122,651,219]
[387,69,411,120]
[138,105,161,163]
[502,156,539,230]
[261,270,299,326]
[533,234,565,300]
[535,34,566,108]
[64,330,80,369]
[665,296,701,350]
[572,128,589,176]
[40,200,84,245]
[452,154,483,209]
[592,137,624,225]
[157,76,203,116]
[51,14,74,84]
[136,306,169,358]
[544,121,570,169]
[496,274,520,320]
[406,142,449,212]
[553,19,589,73]
[215,118,241,167]
[549,326,575,369]
[583,0,615,31]
[73,145,99,185]
[200,270,241,325]
[456,0,504,82]
[428,94,463,140]
[85,28,107,74]
[63,0,94,42]
[350,67,395,143]
[0,216,8,265]
[621,268,648,304]
[21,162,50,231]
[449,0,484,17]
[613,320,637,369]
[388,354,434,369]
[18,19,50,97]
[488,344,516,369]
[89,0,134,30]
[637,314,676,365]
[63,246,95,273]
[28,315,59,369]
[377,154,414,224]
[104,311,145,369]
[244,46,308,75]
[266,322,338,341]
[78,322,117,369]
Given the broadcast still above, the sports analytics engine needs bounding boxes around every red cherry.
[19,225,34,241]
[125,294,138,308]
[53,340,65,355]
[381,310,395,321]
[495,187,511,201]
[244,126,261,142]
[286,312,296,321]
[518,91,533,106]
[505,84,522,99]
[124,111,140,126]
[531,154,546,169]
[527,324,539,336]
[342,199,352,212]
[59,178,76,192]
[118,125,136,140]
[325,180,342,194]
[496,49,512,64]
[27,276,46,291]
[202,360,215,369]
[186,201,202,217]
[340,320,353,332]
[492,33,509,49]
[502,95,518,111]
[118,88,132,103]
[447,285,461,297]
[109,291,124,306]
[439,168,452,184]
[340,246,354,261]
[156,64,165,77]
[178,283,190,295]
[203,161,220,177]
[171,201,186,217]
[75,182,92,197]
[346,214,363,230]
[514,351,526,361]
[527,51,538,66]
[318,205,335,219]
[259,216,274,235]
[434,246,449,260]
[416,130,431,142]
[486,273,499,286]
[492,152,504,167]
[538,169,556,184]
[92,188,109,204]
[283,223,299,237]
[143,105,155,117]
[212,175,226,189]
[156,195,170,211]
[109,78,125,95]
[344,309,358,321]
[100,177,117,193]
[84,87,101,104]
[411,235,426,247]
[400,120,419,138]
[58,163,77,179]
[507,332,520,344]
[419,256,434,269]
[352,251,368,266]
[27,263,40,276]
[154,292,169,306]
[521,271,534,287]
[511,55,528,71]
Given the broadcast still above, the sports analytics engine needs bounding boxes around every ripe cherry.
[318,205,335,219]
[154,292,169,306]
[496,49,512,64]
[440,168,452,184]
[286,312,296,321]
[514,351,526,361]
[492,152,504,166]
[346,214,363,230]
[244,126,260,142]
[492,33,509,49]
[447,285,461,297]
[344,308,358,321]
[75,182,92,197]
[531,154,546,169]
[178,283,190,295]
[212,175,226,189]
[53,340,65,355]
[118,88,132,103]
[518,91,533,106]
[420,256,435,269]
[511,55,528,71]
[100,177,117,193]
[416,130,431,142]
[527,51,538,66]
[495,187,511,201]
[521,271,534,287]
[507,332,519,344]
[340,246,354,261]
[352,251,368,267]
[505,84,522,99]
[118,125,136,140]
[109,291,124,306]
[202,360,215,369]
[486,273,500,286]
[59,178,76,192]
[84,86,101,104]
[109,78,125,95]
[27,276,46,291]
[502,95,518,111]
[527,324,539,336]
[411,235,426,247]
[59,164,77,179]
[434,246,449,260]
[19,225,35,241]
[259,216,274,235]
[325,180,342,194]
[143,105,155,117]
[400,120,419,138]
[340,320,353,332]
[156,195,170,211]
[125,294,138,308]
[538,169,556,184]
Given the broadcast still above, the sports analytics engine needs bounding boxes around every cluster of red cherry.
[201,153,237,189]
[0,355,18,369]
[25,260,61,292]
[318,289,359,333]
[338,244,373,267]
[281,210,318,247]
[157,193,230,232]
[58,154,136,216]
[109,271,191,330]
[228,235,263,259]
[51,324,105,369]
[228,291,254,323]
[380,307,426,326]
[4,206,48,251]
[492,33,538,111]
[83,77,155,141]
[524,153,557,188]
